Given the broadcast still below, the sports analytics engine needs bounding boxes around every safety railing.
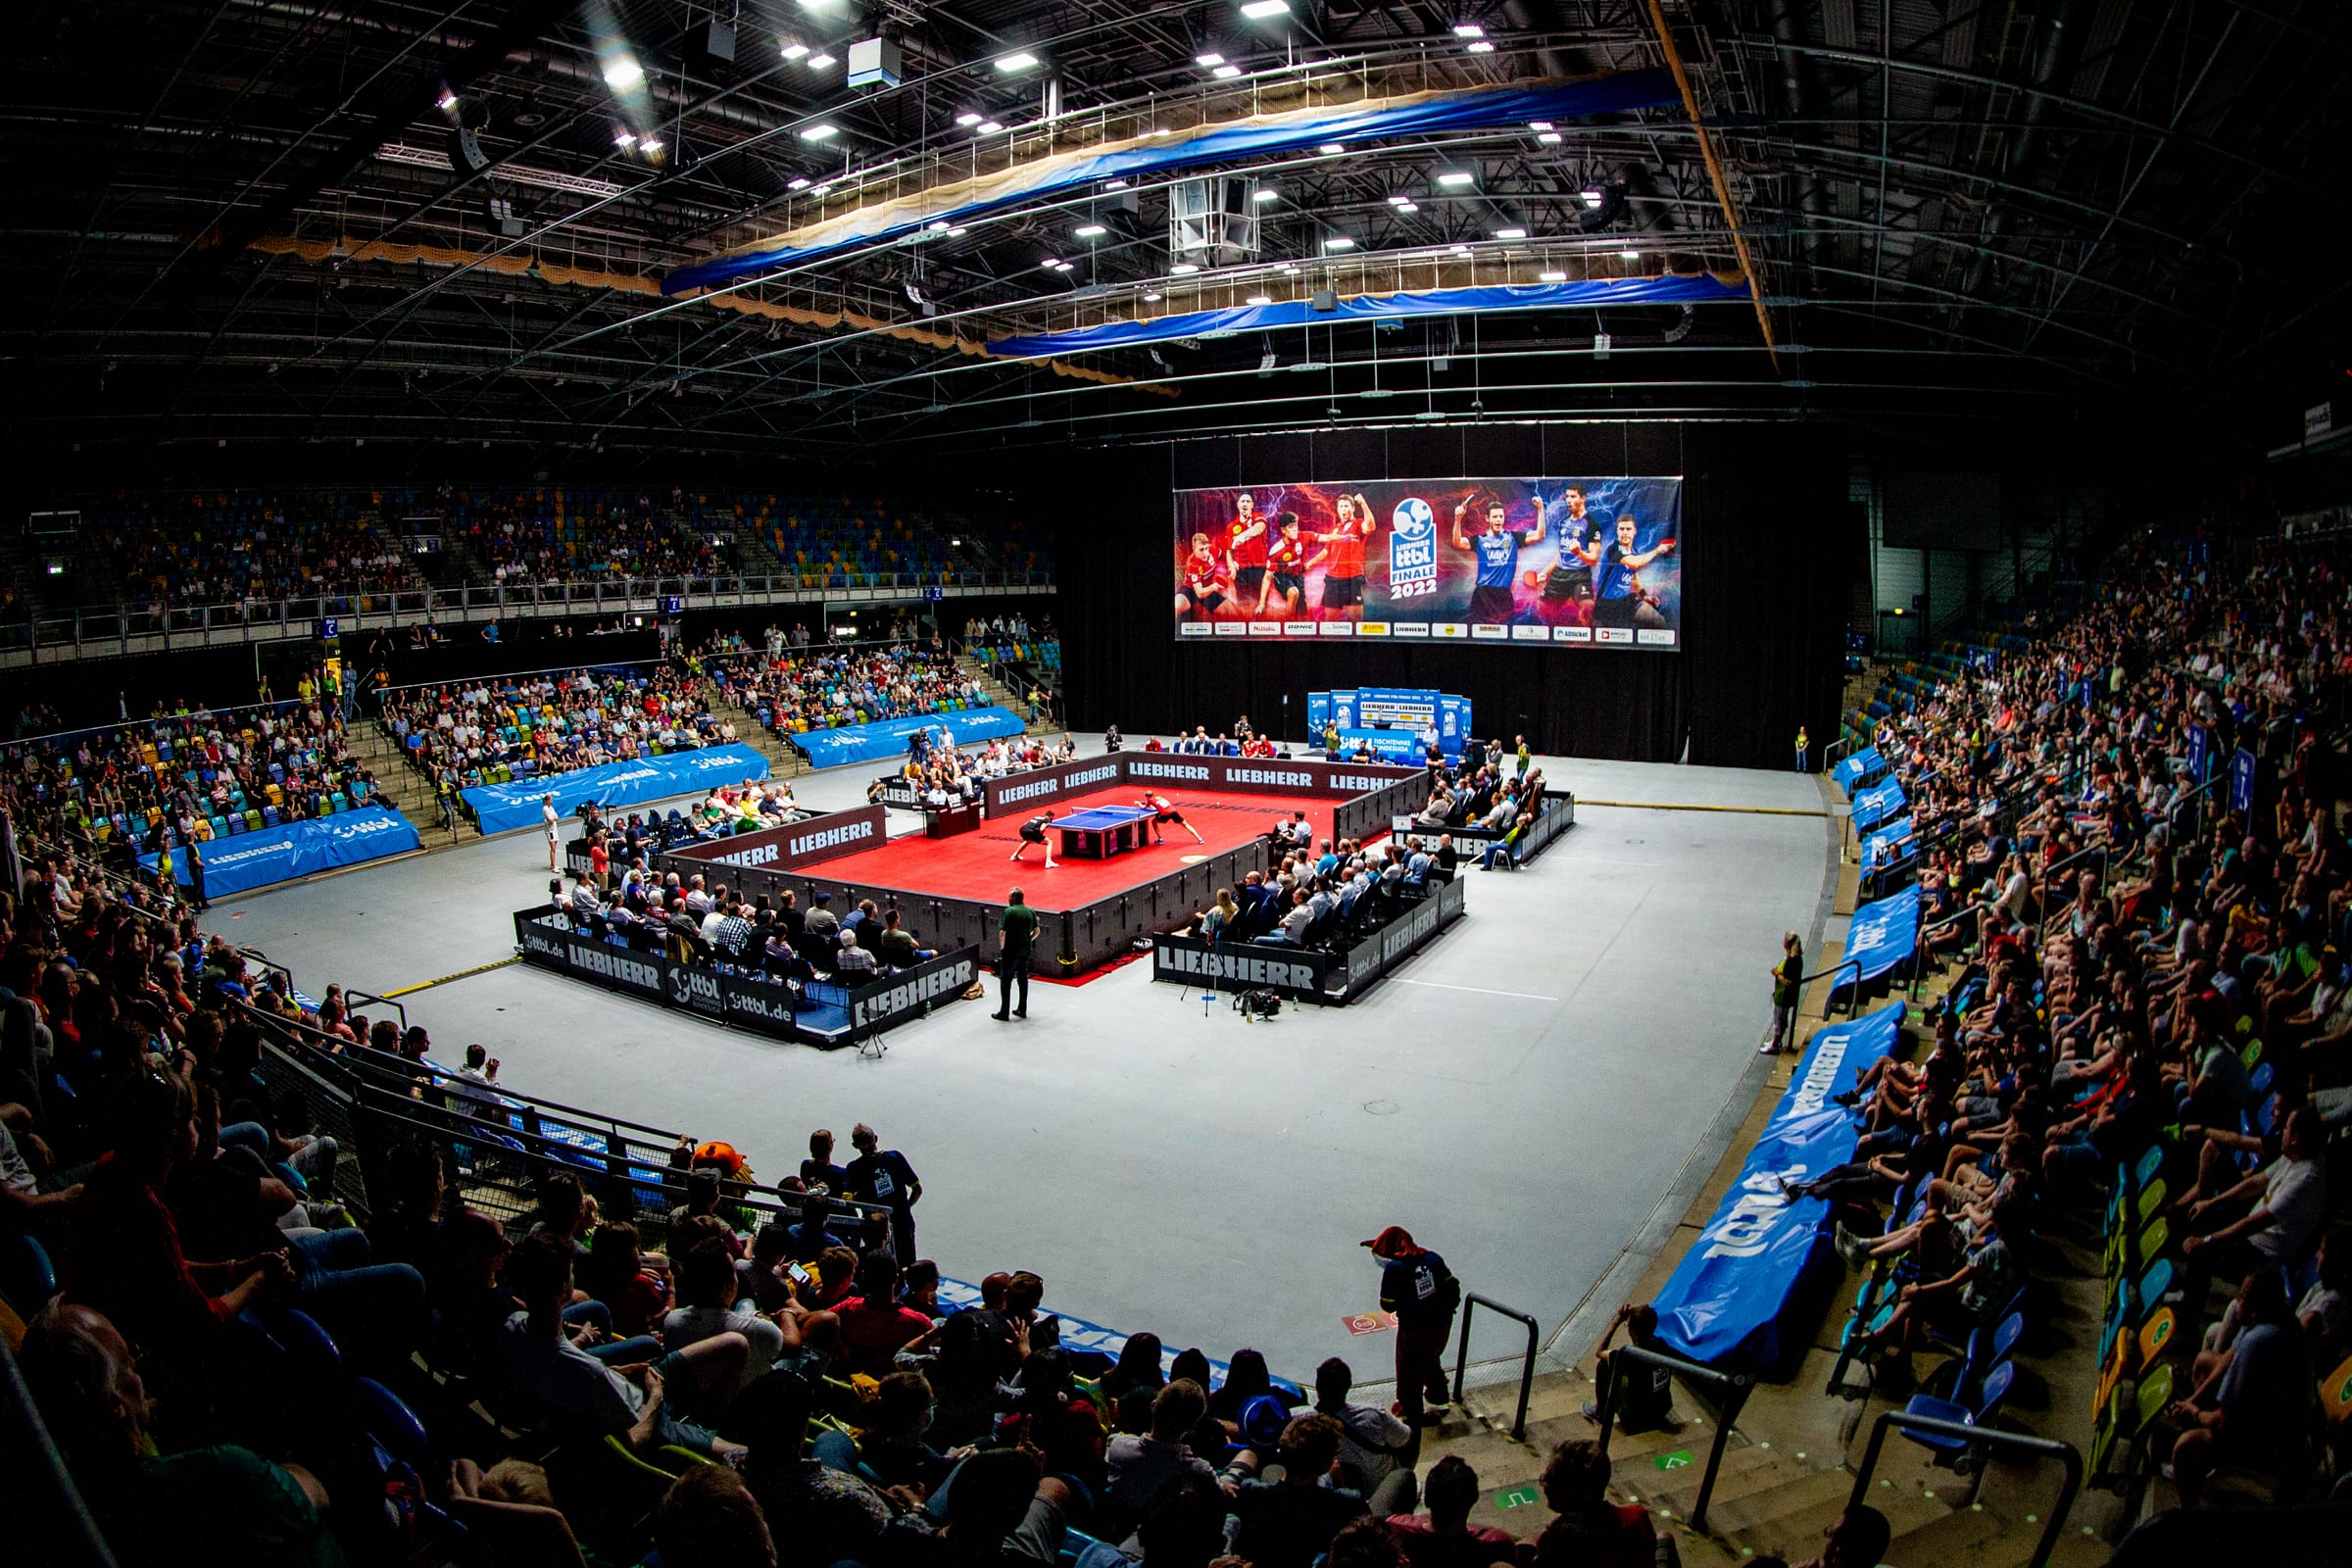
[1804,956,1863,1019]
[1847,1409,2082,1568]
[1595,1345,1751,1533]
[0,571,1058,665]
[2032,843,2113,946]
[1450,1293,1540,1442]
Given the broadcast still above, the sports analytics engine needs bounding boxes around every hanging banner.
[1843,884,1923,984]
[464,744,773,835]
[1651,1002,1906,1372]
[141,807,422,899]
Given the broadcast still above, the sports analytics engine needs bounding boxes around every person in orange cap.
[1362,1225,1460,1442]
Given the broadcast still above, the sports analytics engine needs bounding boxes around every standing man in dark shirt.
[1363,1226,1459,1445]
[801,1129,849,1197]
[996,888,1038,1021]
[846,1122,921,1266]
[1762,931,1804,1054]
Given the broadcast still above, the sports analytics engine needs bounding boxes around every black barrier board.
[850,949,980,1030]
[1333,875,1467,996]
[660,804,889,874]
[1149,938,1337,1002]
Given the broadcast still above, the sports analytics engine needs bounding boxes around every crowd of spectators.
[0,665,377,875]
[84,489,424,610]
[875,731,1080,807]
[710,642,990,736]
[1823,532,2351,1514]
[377,664,719,800]
[452,486,735,582]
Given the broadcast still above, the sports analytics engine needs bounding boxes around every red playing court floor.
[809,784,1353,909]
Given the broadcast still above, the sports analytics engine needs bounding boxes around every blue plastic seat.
[1900,1358,2016,1457]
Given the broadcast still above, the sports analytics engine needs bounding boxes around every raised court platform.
[807,782,1352,911]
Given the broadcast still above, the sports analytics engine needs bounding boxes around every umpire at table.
[995,887,1037,1021]
[1363,1225,1461,1446]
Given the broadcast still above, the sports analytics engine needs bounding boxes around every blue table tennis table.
[1054,805,1159,859]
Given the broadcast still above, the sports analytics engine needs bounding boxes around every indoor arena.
[2,5,2347,1568]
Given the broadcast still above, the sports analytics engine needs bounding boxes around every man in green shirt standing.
[995,887,1038,1021]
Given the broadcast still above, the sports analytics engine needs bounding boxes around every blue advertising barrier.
[1860,817,1915,874]
[1652,1001,1906,1373]
[1337,728,1430,763]
[1843,883,1923,985]
[1851,778,1908,833]
[141,807,422,899]
[792,706,1027,770]
[464,744,773,835]
[1832,746,1885,796]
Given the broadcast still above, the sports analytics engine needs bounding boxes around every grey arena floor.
[218,743,1840,1388]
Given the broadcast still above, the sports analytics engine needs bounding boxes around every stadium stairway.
[957,655,1054,732]
[354,718,478,849]
[700,681,809,779]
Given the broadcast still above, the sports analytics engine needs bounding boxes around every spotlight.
[1075,223,1107,237]
[805,51,836,68]
[1537,131,1561,145]
[1437,171,1474,187]
[788,176,810,189]
[955,111,981,126]
[947,225,967,235]
[1466,40,1495,54]
[1620,247,1640,261]
[799,122,840,141]
[1195,52,1226,67]
[996,51,1039,72]
[1169,262,1200,274]
[1528,121,1553,130]
[782,41,809,60]
[1323,235,1353,250]
[1494,226,1526,239]
[1251,187,1278,203]
[436,90,458,111]
[1317,142,1345,155]
[640,137,662,157]
[1143,290,1163,301]
[602,56,644,89]
[1452,24,1485,37]
[1241,0,1290,17]
[977,121,1004,133]
[1245,293,1272,305]
[1539,270,1566,282]
[1212,64,1242,79]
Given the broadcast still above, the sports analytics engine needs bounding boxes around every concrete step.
[1689,1463,1855,1543]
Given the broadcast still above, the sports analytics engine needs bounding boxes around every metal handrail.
[1450,1293,1540,1442]
[1595,1344,1752,1532]
[1847,1409,2082,1568]
[0,1333,121,1568]
[1803,956,1863,1018]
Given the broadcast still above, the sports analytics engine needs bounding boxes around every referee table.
[1053,805,1159,859]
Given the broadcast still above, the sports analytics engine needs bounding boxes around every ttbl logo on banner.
[1389,498,1438,601]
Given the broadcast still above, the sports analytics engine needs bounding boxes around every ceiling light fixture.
[781,41,808,60]
[436,91,459,111]
[1494,226,1526,239]
[1537,131,1561,145]
[1241,0,1290,18]
[1324,235,1353,250]
[1143,291,1163,301]
[1466,40,1495,54]
[1251,187,1278,203]
[1195,52,1225,67]
[1075,223,1106,237]
[1580,188,1604,207]
[1620,247,1640,261]
[1387,194,1412,206]
[602,56,644,89]
[1276,262,1298,271]
[977,120,1003,133]
[946,225,967,235]
[955,111,981,126]
[1452,24,1486,37]
[639,138,662,156]
[788,176,810,189]
[614,130,636,147]
[805,51,836,68]
[1317,141,1345,155]
[1449,244,1472,255]
[799,122,839,141]
[1437,170,1474,187]
[996,51,1039,72]
[1040,257,1061,268]
[1528,120,1553,130]
[1396,201,1419,213]
[926,220,951,230]
[1169,262,1200,273]
[1212,64,1242,78]
[1539,270,1567,281]
[1246,294,1272,305]
[1104,178,1128,190]
[809,184,832,196]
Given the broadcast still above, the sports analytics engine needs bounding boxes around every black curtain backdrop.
[1054,421,1849,767]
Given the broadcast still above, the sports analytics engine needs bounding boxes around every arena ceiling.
[2,0,2344,465]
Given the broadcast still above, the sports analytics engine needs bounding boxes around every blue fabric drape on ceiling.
[663,72,1678,295]
[983,275,1750,359]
